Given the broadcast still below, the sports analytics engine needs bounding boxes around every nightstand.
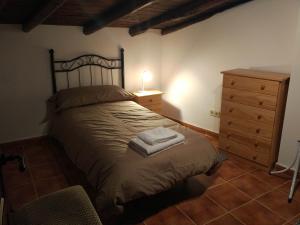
[134,90,163,114]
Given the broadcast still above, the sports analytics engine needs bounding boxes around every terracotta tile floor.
[1,135,300,225]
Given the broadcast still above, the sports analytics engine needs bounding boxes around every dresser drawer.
[220,137,269,166]
[219,131,271,154]
[135,94,161,105]
[145,103,162,113]
[223,88,277,110]
[220,69,290,168]
[220,116,274,139]
[221,101,275,126]
[223,75,279,96]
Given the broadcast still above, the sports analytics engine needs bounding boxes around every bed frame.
[49,48,125,94]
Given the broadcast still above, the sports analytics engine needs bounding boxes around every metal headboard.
[49,48,125,94]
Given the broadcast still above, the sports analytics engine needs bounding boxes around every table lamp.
[141,70,152,92]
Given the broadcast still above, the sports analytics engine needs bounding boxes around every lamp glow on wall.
[140,70,152,92]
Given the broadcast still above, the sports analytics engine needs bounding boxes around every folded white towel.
[137,127,178,145]
[129,132,185,156]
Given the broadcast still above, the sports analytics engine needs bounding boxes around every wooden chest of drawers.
[134,90,163,114]
[219,69,290,169]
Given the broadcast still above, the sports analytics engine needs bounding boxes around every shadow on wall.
[212,84,222,133]
[161,98,182,121]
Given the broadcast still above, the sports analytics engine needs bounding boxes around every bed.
[47,48,218,216]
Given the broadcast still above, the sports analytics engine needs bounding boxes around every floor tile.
[216,160,246,181]
[278,181,300,202]
[145,207,194,225]
[7,183,37,210]
[1,160,18,172]
[31,162,62,180]
[230,174,270,198]
[258,190,300,220]
[1,145,25,155]
[250,169,288,188]
[205,214,244,225]
[207,175,226,189]
[3,167,31,190]
[206,183,251,210]
[24,144,47,155]
[1,153,28,172]
[25,145,56,166]
[194,173,226,190]
[286,213,300,225]
[35,175,69,197]
[232,201,285,225]
[177,195,226,225]
[227,154,258,172]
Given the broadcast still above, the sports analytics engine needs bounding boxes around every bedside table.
[134,90,163,114]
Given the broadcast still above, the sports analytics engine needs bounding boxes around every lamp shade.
[141,70,152,92]
[142,70,152,82]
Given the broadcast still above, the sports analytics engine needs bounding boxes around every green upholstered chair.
[9,185,102,225]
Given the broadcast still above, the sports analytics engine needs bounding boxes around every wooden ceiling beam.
[0,0,7,11]
[83,0,155,35]
[161,0,252,35]
[129,0,219,36]
[22,0,67,32]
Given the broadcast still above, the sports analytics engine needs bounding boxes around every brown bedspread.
[49,100,217,215]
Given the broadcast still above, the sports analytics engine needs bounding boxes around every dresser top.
[133,90,163,97]
[222,69,290,82]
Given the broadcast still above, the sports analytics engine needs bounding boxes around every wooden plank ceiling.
[0,0,252,35]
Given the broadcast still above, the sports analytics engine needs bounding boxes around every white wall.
[161,0,300,135]
[278,8,300,168]
[0,25,162,143]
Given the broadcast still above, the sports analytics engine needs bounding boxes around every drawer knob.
[261,85,266,90]
[228,121,232,126]
[256,128,261,134]
[231,81,235,86]
[230,95,234,99]
[227,134,231,138]
[254,143,259,148]
[259,101,263,106]
[257,115,262,120]
[149,99,153,102]
[253,156,257,160]
[229,108,234,113]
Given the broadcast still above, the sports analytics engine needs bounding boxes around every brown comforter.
[49,100,217,215]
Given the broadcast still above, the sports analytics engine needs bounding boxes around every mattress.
[49,100,217,215]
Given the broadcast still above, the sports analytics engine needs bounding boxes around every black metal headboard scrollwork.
[49,48,125,94]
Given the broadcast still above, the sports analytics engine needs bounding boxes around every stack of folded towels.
[129,127,185,156]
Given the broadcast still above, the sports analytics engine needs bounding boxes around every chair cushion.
[10,186,102,225]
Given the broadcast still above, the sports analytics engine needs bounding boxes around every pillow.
[53,85,135,112]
